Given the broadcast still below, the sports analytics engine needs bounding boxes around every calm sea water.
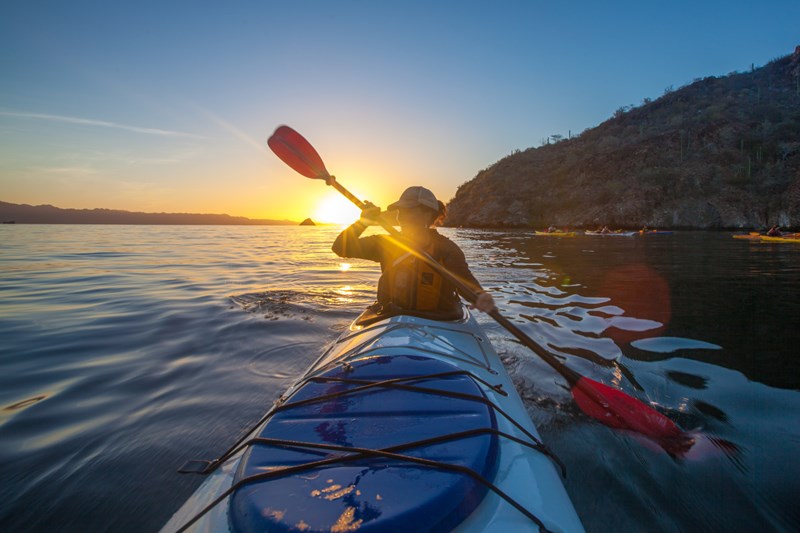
[1,225,798,532]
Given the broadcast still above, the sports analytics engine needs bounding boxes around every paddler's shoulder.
[427,228,448,241]
[429,229,461,251]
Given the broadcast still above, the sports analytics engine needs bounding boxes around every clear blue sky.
[1,1,798,222]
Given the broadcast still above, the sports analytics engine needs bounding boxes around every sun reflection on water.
[335,285,355,303]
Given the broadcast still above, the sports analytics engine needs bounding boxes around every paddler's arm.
[331,202,382,258]
[459,274,496,313]
[443,240,497,313]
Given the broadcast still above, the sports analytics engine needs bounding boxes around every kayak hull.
[535,231,576,237]
[584,231,637,236]
[760,235,800,243]
[733,234,800,242]
[162,308,584,533]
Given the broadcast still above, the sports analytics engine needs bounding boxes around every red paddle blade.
[268,125,329,179]
[571,376,682,439]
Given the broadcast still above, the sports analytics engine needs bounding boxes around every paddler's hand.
[360,202,382,222]
[471,291,496,314]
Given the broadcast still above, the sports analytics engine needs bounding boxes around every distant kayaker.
[332,184,496,318]
[547,225,558,233]
[767,225,783,236]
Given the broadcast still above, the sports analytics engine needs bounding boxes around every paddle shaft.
[325,179,583,385]
[329,179,367,210]
[488,310,582,385]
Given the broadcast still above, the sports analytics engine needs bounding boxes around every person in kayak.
[767,224,783,236]
[331,183,496,319]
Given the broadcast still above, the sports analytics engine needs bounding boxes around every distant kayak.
[760,235,800,243]
[535,231,576,237]
[585,231,637,236]
[639,230,673,235]
[733,232,800,242]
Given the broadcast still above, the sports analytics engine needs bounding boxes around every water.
[1,225,798,532]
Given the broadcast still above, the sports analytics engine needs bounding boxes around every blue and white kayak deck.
[162,307,584,532]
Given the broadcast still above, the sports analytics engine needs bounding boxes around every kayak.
[162,306,584,533]
[760,235,800,243]
[535,231,576,237]
[162,307,584,532]
[732,233,800,241]
[639,230,673,235]
[584,231,637,236]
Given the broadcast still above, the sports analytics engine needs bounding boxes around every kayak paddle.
[267,125,687,447]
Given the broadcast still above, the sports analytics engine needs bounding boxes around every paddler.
[331,183,496,318]
[767,224,783,236]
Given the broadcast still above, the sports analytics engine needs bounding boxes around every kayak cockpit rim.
[305,308,496,382]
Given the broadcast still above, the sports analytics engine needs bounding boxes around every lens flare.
[598,263,671,345]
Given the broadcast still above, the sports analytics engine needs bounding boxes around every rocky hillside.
[446,47,800,229]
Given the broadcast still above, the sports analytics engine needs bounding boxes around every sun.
[313,194,361,225]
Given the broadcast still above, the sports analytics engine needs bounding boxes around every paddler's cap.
[387,186,439,211]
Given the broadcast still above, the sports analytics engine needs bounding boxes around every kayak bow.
[162,307,584,533]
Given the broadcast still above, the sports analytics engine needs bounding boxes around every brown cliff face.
[446,49,800,229]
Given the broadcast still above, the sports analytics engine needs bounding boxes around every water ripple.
[1,225,798,532]
[631,337,724,353]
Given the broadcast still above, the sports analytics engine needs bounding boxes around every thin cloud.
[34,165,99,175]
[0,111,203,139]
[193,106,268,155]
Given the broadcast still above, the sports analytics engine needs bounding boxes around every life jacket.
[382,241,447,312]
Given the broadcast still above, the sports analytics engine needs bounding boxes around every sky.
[1,1,798,223]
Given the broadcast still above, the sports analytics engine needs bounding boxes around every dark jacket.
[332,222,483,315]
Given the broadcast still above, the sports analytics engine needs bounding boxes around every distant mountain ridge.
[446,47,800,229]
[0,201,296,225]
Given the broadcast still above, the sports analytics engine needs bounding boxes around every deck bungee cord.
[178,319,511,476]
[174,361,567,532]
